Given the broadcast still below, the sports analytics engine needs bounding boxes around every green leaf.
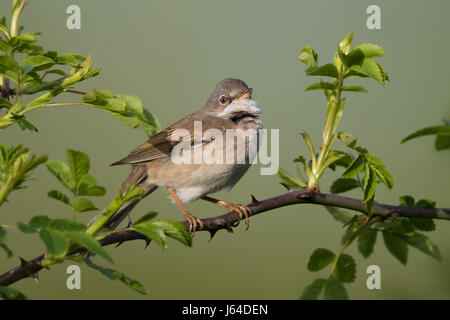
[17,222,37,233]
[305,82,336,91]
[64,231,113,262]
[0,286,27,300]
[66,149,89,186]
[83,258,148,294]
[399,195,415,207]
[48,189,70,205]
[308,64,339,78]
[395,232,441,261]
[48,219,86,232]
[338,32,354,55]
[277,167,306,188]
[29,215,51,229]
[133,223,167,249]
[330,178,360,194]
[56,53,86,67]
[350,58,387,86]
[300,278,327,300]
[343,48,365,67]
[435,133,450,150]
[409,218,435,232]
[322,151,347,172]
[358,228,377,258]
[324,276,348,300]
[353,43,386,58]
[401,126,450,144]
[415,199,436,209]
[150,220,192,247]
[298,45,318,69]
[72,198,97,212]
[134,211,158,225]
[333,254,356,283]
[341,155,365,178]
[383,232,408,265]
[341,85,367,93]
[20,55,54,74]
[307,248,336,272]
[39,229,69,257]
[362,163,377,202]
[140,108,161,137]
[77,174,106,196]
[46,159,75,191]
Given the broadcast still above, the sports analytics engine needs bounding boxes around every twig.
[0,188,448,287]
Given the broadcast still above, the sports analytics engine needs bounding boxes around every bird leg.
[167,187,204,236]
[201,196,251,230]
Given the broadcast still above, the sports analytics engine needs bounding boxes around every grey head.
[203,78,253,115]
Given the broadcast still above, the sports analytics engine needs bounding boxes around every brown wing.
[111,110,232,166]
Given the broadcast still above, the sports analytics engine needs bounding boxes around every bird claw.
[184,212,204,237]
[226,203,251,231]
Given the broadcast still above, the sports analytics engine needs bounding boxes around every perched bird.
[89,78,262,234]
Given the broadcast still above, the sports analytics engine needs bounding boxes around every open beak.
[233,88,253,101]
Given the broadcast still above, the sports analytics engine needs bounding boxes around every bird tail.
[87,165,158,230]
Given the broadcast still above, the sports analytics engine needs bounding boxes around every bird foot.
[224,203,251,230]
[183,211,204,237]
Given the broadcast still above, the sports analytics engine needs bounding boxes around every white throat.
[216,99,261,119]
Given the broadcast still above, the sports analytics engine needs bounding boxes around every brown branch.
[0,188,449,287]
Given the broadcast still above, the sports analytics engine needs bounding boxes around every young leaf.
[17,222,37,234]
[46,160,75,191]
[150,220,192,247]
[277,167,306,188]
[341,154,365,178]
[399,195,415,207]
[133,223,167,249]
[324,276,349,300]
[382,232,408,265]
[48,190,70,205]
[20,55,54,74]
[330,178,360,194]
[358,228,377,258]
[362,163,377,202]
[350,58,387,86]
[353,43,386,58]
[332,254,356,283]
[305,82,336,91]
[308,64,339,78]
[307,248,336,272]
[72,198,97,212]
[66,149,89,186]
[77,174,106,196]
[39,229,69,257]
[64,231,113,262]
[0,286,28,300]
[300,278,327,300]
[83,258,148,295]
[298,45,318,69]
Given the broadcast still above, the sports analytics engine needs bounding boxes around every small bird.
[90,78,262,234]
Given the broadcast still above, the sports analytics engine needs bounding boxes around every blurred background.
[1,0,449,299]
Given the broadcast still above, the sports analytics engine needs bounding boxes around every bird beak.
[233,88,253,101]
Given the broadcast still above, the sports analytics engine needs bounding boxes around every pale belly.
[148,126,260,203]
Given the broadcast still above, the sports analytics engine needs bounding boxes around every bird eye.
[219,95,227,104]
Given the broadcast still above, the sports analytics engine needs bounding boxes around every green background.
[1,0,449,299]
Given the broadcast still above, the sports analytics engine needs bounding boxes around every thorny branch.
[0,187,449,287]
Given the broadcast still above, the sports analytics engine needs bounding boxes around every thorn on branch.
[144,237,152,249]
[208,230,217,243]
[280,183,292,191]
[250,194,259,206]
[225,223,234,233]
